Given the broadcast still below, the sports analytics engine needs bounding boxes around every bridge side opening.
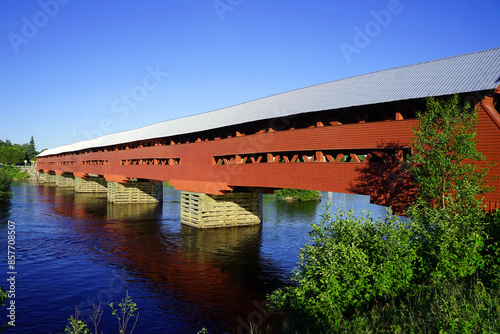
[121,158,180,166]
[212,148,411,165]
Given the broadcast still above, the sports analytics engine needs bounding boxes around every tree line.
[0,136,38,165]
[0,136,38,202]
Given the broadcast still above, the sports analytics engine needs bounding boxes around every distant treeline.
[0,136,38,165]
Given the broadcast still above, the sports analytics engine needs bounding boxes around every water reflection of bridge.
[39,184,287,330]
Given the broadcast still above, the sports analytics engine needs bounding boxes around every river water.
[0,182,390,333]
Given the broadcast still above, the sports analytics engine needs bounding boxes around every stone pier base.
[181,191,263,228]
[40,172,56,184]
[55,173,75,188]
[107,180,163,203]
[75,176,108,193]
[107,203,162,219]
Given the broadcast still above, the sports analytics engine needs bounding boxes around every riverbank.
[16,165,39,181]
[0,165,35,181]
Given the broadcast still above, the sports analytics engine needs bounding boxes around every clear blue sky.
[1,0,499,151]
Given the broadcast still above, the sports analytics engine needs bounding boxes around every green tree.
[409,95,490,213]
[0,168,12,202]
[0,145,25,165]
[408,95,491,282]
[24,136,37,163]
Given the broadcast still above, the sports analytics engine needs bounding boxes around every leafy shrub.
[482,209,500,287]
[409,206,486,284]
[65,292,139,334]
[0,165,29,181]
[268,207,417,331]
[0,168,12,202]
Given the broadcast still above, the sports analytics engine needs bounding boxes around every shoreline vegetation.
[0,167,13,203]
[0,165,32,203]
[0,136,38,203]
[274,189,321,202]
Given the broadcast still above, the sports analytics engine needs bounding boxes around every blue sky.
[1,0,499,151]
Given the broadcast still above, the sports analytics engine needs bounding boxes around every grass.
[237,277,500,333]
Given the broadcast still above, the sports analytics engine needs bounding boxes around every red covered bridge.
[36,48,500,227]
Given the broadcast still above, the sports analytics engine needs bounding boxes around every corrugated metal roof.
[39,47,500,157]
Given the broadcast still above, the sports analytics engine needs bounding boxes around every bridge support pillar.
[180,191,263,228]
[40,172,56,184]
[107,180,163,203]
[55,174,75,188]
[75,176,108,193]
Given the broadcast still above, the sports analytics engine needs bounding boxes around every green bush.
[0,165,29,181]
[274,188,320,201]
[65,292,139,334]
[0,168,12,202]
[268,207,417,331]
[409,206,486,284]
[266,209,500,333]
[482,209,500,287]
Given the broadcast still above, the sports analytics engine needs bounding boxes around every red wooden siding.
[36,94,500,212]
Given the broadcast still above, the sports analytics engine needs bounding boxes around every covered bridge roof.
[39,47,500,157]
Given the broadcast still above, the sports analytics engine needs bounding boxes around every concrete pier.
[180,191,262,228]
[107,179,163,204]
[55,173,75,188]
[39,172,56,184]
[107,202,162,219]
[75,176,108,193]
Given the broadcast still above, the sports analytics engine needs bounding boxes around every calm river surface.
[0,182,390,333]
